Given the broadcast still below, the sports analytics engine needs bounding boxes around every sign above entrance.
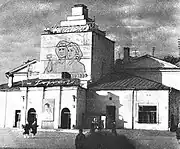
[17,78,80,87]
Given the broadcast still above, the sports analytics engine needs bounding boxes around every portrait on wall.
[42,99,55,121]
[44,40,87,78]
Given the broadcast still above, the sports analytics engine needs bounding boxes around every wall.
[0,92,7,127]
[40,32,92,81]
[27,87,44,127]
[87,90,127,128]
[87,89,169,130]
[134,90,169,130]
[91,32,114,82]
[162,70,180,90]
[2,91,22,128]
[169,89,180,131]
[41,87,60,129]
[60,86,77,129]
[76,87,86,128]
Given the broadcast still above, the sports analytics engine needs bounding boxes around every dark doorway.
[61,108,71,129]
[106,106,116,128]
[27,108,36,125]
[14,110,21,128]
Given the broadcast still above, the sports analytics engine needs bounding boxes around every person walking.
[75,129,86,149]
[31,117,38,137]
[112,121,117,136]
[27,112,38,138]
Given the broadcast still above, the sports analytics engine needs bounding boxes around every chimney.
[8,74,13,88]
[124,47,130,63]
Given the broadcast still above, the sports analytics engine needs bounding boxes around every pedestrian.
[176,123,180,144]
[112,121,117,136]
[90,119,95,133]
[22,123,30,138]
[31,117,38,138]
[75,129,86,149]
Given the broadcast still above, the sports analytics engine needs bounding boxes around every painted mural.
[41,32,92,80]
[44,40,87,78]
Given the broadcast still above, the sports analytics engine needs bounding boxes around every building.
[115,47,180,90]
[0,4,114,129]
[0,4,180,131]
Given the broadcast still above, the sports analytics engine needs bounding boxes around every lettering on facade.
[44,23,98,34]
[44,40,88,78]
[51,25,89,34]
[22,79,80,87]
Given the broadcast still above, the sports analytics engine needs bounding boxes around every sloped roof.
[5,59,37,76]
[116,54,179,69]
[88,73,169,90]
[0,83,20,91]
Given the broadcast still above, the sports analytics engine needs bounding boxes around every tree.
[162,55,180,65]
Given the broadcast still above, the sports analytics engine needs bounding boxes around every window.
[138,106,157,124]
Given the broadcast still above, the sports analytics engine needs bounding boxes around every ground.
[0,128,179,149]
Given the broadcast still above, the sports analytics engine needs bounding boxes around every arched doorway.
[27,108,36,125]
[61,108,71,129]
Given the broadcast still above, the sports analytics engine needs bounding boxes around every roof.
[115,54,179,69]
[5,59,37,77]
[0,83,20,91]
[0,78,80,90]
[88,73,169,90]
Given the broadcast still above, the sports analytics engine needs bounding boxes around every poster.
[42,99,55,121]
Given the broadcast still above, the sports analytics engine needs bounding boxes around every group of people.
[90,118,104,132]
[22,114,38,138]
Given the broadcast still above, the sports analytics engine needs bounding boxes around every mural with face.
[44,40,86,78]
[55,41,67,62]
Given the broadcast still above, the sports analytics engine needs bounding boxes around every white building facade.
[0,4,180,131]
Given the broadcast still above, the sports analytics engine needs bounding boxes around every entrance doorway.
[14,110,21,128]
[61,108,71,129]
[27,108,36,125]
[106,106,116,128]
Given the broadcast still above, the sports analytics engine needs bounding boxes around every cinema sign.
[19,78,80,87]
[44,22,98,34]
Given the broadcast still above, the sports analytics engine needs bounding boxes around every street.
[0,128,179,149]
[0,128,77,149]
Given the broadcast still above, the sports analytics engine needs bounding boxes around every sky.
[0,0,180,84]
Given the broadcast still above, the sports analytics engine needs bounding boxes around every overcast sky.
[0,0,180,84]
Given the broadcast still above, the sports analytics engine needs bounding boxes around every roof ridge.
[6,59,37,76]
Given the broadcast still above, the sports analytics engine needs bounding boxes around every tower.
[40,4,115,86]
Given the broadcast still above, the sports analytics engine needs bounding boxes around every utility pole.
[132,90,135,129]
[152,47,155,56]
[4,92,8,128]
[25,63,30,124]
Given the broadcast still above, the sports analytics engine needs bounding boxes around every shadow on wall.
[85,90,126,129]
[107,92,125,129]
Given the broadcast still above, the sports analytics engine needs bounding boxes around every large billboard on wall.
[40,32,92,80]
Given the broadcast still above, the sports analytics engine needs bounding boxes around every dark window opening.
[138,106,157,124]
